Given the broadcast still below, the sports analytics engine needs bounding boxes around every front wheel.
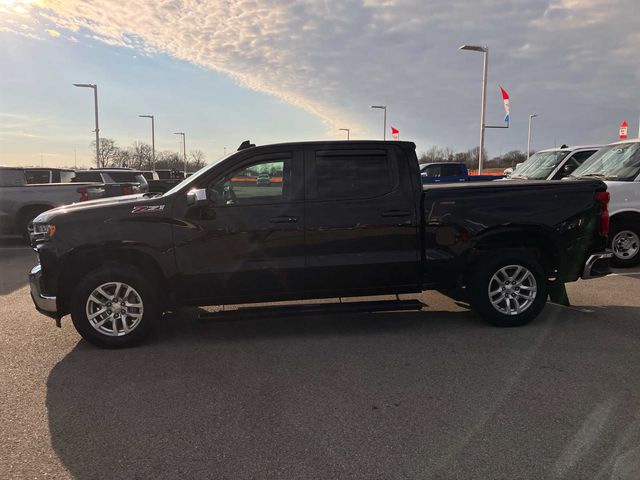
[70,265,160,348]
[469,253,548,327]
[610,222,640,268]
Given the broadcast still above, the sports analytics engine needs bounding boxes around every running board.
[198,299,426,321]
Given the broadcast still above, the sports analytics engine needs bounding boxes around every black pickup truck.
[28,141,612,348]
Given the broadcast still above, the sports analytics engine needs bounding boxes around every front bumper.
[582,250,613,279]
[29,264,60,320]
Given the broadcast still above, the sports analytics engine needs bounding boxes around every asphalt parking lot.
[1,238,640,479]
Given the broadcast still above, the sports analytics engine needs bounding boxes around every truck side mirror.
[186,188,210,206]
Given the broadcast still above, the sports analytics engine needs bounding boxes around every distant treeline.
[87,138,206,172]
[418,146,529,169]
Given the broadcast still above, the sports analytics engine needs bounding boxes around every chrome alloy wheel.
[488,265,537,316]
[85,282,144,337]
[612,230,640,261]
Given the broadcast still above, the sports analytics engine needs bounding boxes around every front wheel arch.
[57,248,169,316]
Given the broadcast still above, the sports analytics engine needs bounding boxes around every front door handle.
[381,210,410,218]
[269,216,299,224]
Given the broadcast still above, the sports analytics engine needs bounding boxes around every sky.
[1,0,639,168]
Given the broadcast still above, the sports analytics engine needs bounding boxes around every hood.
[33,193,157,223]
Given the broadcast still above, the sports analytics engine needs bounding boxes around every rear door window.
[313,151,392,200]
[440,164,462,177]
[25,170,51,184]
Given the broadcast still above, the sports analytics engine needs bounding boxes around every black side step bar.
[198,299,426,322]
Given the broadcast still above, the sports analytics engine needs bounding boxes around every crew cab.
[420,162,501,183]
[27,141,611,348]
[508,145,601,181]
[568,139,640,267]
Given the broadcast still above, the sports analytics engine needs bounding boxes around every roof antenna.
[237,140,256,151]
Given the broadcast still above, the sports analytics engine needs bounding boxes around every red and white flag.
[620,121,628,139]
[391,126,399,140]
[499,85,510,123]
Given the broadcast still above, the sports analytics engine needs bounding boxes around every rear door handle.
[381,210,410,218]
[269,216,299,223]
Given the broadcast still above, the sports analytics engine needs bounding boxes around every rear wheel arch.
[610,210,640,226]
[16,204,55,236]
[469,229,560,279]
[57,247,168,314]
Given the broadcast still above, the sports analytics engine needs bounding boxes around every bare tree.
[189,150,206,170]
[129,141,153,170]
[91,138,120,168]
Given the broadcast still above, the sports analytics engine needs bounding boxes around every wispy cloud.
[2,0,639,149]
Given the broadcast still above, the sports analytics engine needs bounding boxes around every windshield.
[571,142,640,181]
[163,153,233,196]
[510,151,569,179]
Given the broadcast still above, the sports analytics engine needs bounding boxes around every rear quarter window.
[106,171,143,183]
[73,172,103,182]
[59,171,76,183]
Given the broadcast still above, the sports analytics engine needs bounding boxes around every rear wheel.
[610,222,640,268]
[469,253,548,327]
[70,265,160,348]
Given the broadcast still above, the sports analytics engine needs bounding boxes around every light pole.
[174,132,186,176]
[73,83,100,168]
[459,45,488,174]
[139,115,155,171]
[371,105,387,140]
[527,114,538,160]
[339,128,350,140]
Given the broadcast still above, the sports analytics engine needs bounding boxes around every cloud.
[45,28,60,37]
[5,0,640,152]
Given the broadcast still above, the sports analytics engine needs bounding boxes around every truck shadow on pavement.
[46,304,640,479]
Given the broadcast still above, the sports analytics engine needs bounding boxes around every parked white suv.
[569,139,640,267]
[509,145,601,181]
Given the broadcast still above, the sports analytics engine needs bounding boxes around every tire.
[609,222,640,268]
[70,264,160,348]
[468,252,549,327]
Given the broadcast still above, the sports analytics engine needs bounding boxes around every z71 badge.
[131,205,165,214]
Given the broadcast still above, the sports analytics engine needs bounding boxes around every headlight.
[29,223,56,245]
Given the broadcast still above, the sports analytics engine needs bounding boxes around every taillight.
[122,185,134,195]
[595,191,610,237]
[77,187,89,202]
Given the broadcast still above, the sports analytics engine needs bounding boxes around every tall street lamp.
[174,132,186,176]
[371,105,387,140]
[339,128,350,140]
[527,114,538,160]
[73,83,100,168]
[139,115,155,171]
[459,44,488,174]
